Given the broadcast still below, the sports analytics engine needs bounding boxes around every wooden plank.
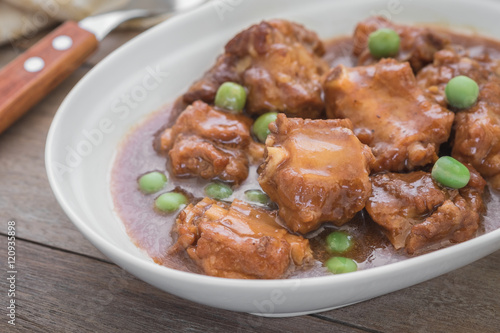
[0,66,107,260]
[0,238,367,333]
[317,250,500,333]
[0,30,140,261]
[0,29,157,260]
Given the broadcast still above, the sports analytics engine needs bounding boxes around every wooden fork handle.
[0,21,98,135]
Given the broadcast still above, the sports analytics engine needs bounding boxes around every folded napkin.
[0,0,163,46]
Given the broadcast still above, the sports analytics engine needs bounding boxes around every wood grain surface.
[0,26,499,333]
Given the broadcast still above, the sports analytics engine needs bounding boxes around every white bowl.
[46,0,500,317]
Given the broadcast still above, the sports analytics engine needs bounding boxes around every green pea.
[431,156,471,189]
[138,171,167,194]
[326,231,353,254]
[155,192,187,212]
[445,75,479,109]
[204,182,233,200]
[252,112,278,143]
[214,82,247,113]
[368,28,400,59]
[325,257,358,274]
[244,189,270,204]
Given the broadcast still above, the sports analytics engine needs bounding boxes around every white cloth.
[0,0,159,45]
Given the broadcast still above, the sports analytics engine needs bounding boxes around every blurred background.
[0,0,178,46]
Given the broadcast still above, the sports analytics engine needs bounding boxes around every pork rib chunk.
[417,50,500,189]
[258,114,374,234]
[184,19,329,118]
[324,59,454,172]
[170,198,313,279]
[353,16,449,72]
[366,168,486,254]
[159,101,261,184]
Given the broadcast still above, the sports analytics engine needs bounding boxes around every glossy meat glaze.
[112,18,500,279]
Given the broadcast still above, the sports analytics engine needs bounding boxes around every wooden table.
[0,26,499,333]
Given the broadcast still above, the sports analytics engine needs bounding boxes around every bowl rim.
[45,0,500,291]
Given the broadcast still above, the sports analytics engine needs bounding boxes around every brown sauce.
[111,29,500,278]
